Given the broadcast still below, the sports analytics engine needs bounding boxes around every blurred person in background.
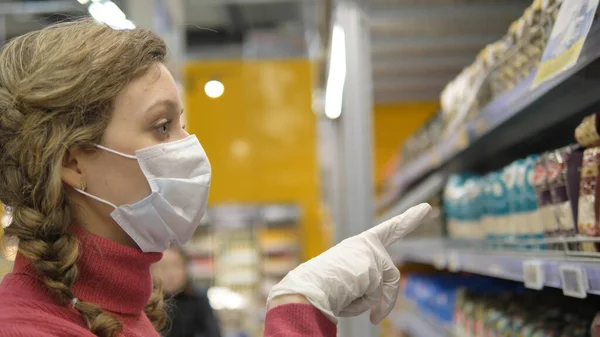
[152,247,221,337]
[0,18,430,337]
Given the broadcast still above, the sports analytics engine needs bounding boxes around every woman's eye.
[156,121,171,135]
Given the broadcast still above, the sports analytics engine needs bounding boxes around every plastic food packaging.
[548,147,576,247]
[523,155,542,248]
[577,147,600,252]
[464,175,484,240]
[504,162,521,244]
[533,154,556,248]
[566,147,584,251]
[490,171,511,246]
[481,173,496,244]
[575,113,600,147]
[444,175,465,239]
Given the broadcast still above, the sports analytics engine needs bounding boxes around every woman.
[0,19,430,337]
[151,247,221,337]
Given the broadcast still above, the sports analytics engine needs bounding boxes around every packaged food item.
[565,147,584,251]
[575,113,600,147]
[548,146,576,246]
[481,174,496,244]
[504,162,521,244]
[489,171,511,246]
[523,155,542,248]
[464,175,484,240]
[577,147,600,252]
[533,154,556,248]
[444,175,465,239]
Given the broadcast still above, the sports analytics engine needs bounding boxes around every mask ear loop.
[75,188,118,209]
[95,144,137,160]
[74,145,138,208]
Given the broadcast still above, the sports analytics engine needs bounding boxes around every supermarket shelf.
[379,22,600,212]
[390,308,452,337]
[394,238,600,297]
[379,171,446,222]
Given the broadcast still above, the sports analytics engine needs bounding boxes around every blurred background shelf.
[390,309,452,337]
[379,21,600,214]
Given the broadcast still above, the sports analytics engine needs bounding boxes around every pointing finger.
[367,203,431,248]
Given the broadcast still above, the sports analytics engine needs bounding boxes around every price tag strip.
[523,260,545,290]
[447,250,461,273]
[433,253,446,270]
[559,265,589,298]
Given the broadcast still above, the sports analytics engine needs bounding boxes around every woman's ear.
[61,147,85,190]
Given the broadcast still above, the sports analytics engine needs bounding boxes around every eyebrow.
[144,99,182,120]
[146,99,180,112]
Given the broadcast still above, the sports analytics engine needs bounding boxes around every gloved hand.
[267,203,431,325]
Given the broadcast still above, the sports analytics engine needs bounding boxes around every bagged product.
[565,146,584,251]
[464,175,484,240]
[548,147,577,246]
[533,154,556,247]
[489,171,511,246]
[575,113,600,147]
[523,155,543,248]
[444,175,466,239]
[481,174,496,244]
[504,162,521,244]
[577,147,600,252]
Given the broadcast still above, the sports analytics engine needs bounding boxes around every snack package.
[444,175,465,239]
[481,174,496,244]
[566,147,584,251]
[504,162,521,244]
[489,171,511,246]
[533,154,556,248]
[575,113,600,147]
[464,175,484,239]
[548,146,576,246]
[577,147,600,252]
[523,155,542,248]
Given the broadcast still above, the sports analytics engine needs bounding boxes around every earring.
[80,181,87,192]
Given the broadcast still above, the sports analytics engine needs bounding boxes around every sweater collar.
[13,226,162,315]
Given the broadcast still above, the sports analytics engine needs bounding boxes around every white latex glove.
[267,203,431,325]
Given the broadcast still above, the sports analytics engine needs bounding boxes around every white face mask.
[77,135,211,252]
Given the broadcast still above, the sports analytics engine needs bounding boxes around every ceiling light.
[88,1,135,30]
[204,80,225,99]
[324,24,346,120]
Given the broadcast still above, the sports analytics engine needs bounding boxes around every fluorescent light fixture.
[204,80,225,99]
[88,1,135,30]
[77,0,90,4]
[324,24,346,120]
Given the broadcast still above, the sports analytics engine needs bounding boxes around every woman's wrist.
[267,294,311,310]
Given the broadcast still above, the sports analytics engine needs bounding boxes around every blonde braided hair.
[0,19,169,337]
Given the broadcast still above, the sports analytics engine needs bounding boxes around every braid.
[144,282,169,332]
[0,18,168,336]
[4,149,123,337]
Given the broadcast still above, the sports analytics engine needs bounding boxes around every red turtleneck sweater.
[0,228,336,336]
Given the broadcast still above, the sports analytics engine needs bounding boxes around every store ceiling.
[369,0,532,103]
[183,0,533,103]
[0,0,532,104]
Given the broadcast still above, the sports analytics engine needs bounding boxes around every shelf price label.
[523,260,545,290]
[433,253,446,270]
[447,250,461,272]
[560,265,589,298]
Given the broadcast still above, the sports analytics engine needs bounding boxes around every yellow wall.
[185,59,327,260]
[373,102,438,186]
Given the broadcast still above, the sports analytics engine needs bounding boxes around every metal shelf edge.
[395,239,600,296]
